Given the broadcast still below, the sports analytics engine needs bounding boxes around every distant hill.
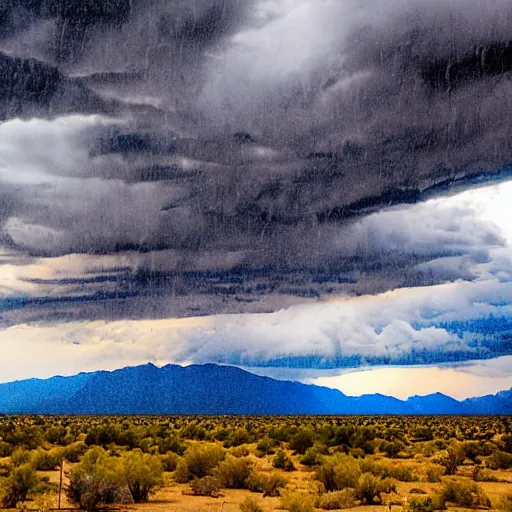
[0,363,509,415]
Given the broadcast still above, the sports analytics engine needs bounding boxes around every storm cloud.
[2,0,512,379]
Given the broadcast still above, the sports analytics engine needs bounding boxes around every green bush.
[31,448,63,471]
[246,471,287,497]
[240,496,264,512]
[212,456,252,488]
[123,449,163,503]
[280,491,316,512]
[354,473,385,504]
[66,447,126,511]
[189,476,221,497]
[315,454,361,492]
[407,495,446,512]
[62,442,87,463]
[425,464,445,483]
[0,464,40,509]
[289,429,315,455]
[487,451,512,470]
[498,493,512,512]
[316,489,356,510]
[256,437,276,456]
[161,452,180,472]
[175,444,226,482]
[438,480,490,509]
[301,447,320,466]
[273,450,295,471]
[10,449,31,468]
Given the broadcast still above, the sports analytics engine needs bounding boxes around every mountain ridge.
[0,363,509,415]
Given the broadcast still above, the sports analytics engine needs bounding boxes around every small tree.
[66,447,125,512]
[0,464,39,509]
[123,449,163,503]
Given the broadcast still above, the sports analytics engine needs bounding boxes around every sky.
[1,0,512,400]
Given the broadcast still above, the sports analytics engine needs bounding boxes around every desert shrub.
[31,448,63,471]
[438,480,490,509]
[212,456,252,488]
[231,445,250,458]
[380,477,397,494]
[354,473,385,504]
[62,442,88,463]
[289,429,315,455]
[256,437,276,456]
[175,444,225,482]
[0,464,40,509]
[360,458,418,482]
[436,442,466,475]
[10,449,31,468]
[246,471,287,497]
[180,423,206,441]
[425,464,445,483]
[413,427,434,442]
[161,452,180,472]
[487,450,512,470]
[381,440,404,458]
[316,489,356,510]
[224,429,251,448]
[472,465,498,482]
[240,496,264,512]
[190,476,221,497]
[273,450,295,471]
[501,435,512,453]
[301,446,320,466]
[498,493,512,512]
[407,495,446,512]
[280,490,315,512]
[0,444,13,458]
[66,447,126,511]
[391,465,418,482]
[157,435,185,455]
[315,454,361,492]
[123,449,163,503]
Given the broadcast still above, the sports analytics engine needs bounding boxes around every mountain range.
[0,363,510,415]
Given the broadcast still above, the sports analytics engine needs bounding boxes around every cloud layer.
[1,0,512,385]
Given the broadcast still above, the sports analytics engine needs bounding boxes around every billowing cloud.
[2,0,512,387]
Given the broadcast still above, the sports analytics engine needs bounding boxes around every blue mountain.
[0,363,509,415]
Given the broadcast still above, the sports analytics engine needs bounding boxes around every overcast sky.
[1,0,512,399]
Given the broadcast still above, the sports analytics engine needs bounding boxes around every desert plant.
[498,492,512,512]
[212,456,252,488]
[0,464,40,509]
[316,489,356,510]
[246,471,287,497]
[273,450,295,471]
[425,464,445,483]
[289,429,315,455]
[301,446,320,466]
[123,449,163,503]
[315,454,361,492]
[190,476,221,497]
[280,490,316,512]
[354,473,385,504]
[438,480,490,509]
[487,451,512,470]
[175,444,225,482]
[240,496,264,512]
[161,452,180,472]
[66,447,126,511]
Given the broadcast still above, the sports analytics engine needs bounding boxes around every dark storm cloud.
[2,0,512,320]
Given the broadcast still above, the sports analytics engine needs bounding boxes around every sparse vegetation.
[0,415,508,511]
